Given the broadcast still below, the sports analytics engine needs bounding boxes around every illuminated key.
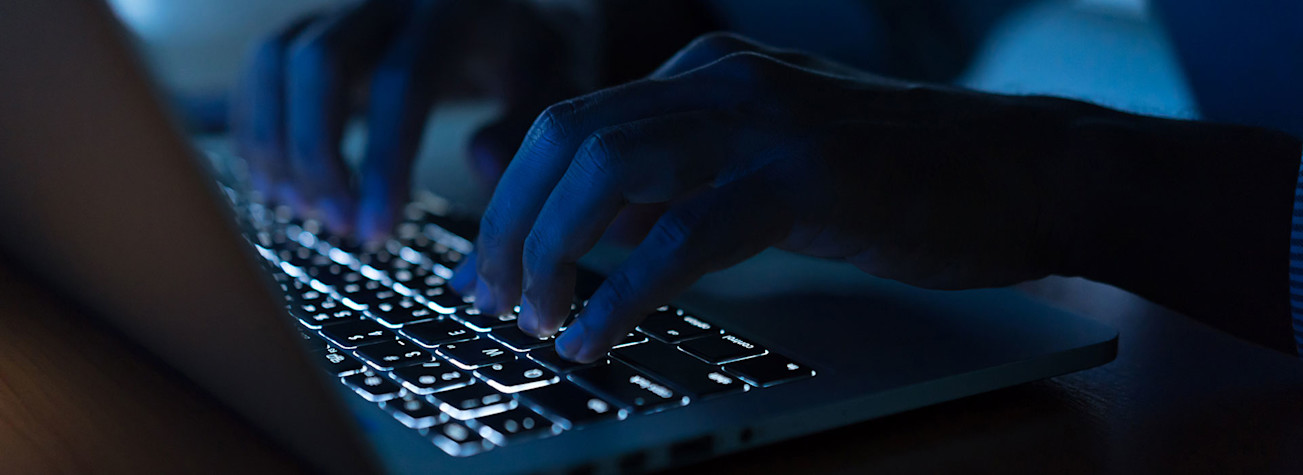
[474,359,559,393]
[569,362,687,413]
[471,407,559,445]
[353,339,432,370]
[428,383,517,420]
[678,334,768,364]
[402,319,476,347]
[392,359,473,394]
[320,319,396,349]
[342,371,402,402]
[383,394,446,429]
[518,381,624,429]
[724,354,816,387]
[426,421,490,457]
[636,310,721,343]
[436,339,514,369]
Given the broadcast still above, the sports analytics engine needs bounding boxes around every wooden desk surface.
[1,259,1301,474]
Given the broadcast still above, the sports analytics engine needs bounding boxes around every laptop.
[0,3,1117,474]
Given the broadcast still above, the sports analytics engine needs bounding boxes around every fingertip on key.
[517,299,545,338]
[555,323,585,362]
[473,276,498,315]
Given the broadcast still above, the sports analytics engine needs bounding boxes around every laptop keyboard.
[233,198,816,457]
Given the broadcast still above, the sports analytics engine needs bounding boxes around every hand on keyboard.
[454,33,1095,362]
[230,0,591,241]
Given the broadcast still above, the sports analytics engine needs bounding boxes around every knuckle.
[685,31,752,58]
[645,207,700,258]
[598,271,638,310]
[572,127,626,182]
[476,210,509,253]
[520,228,556,274]
[529,100,580,148]
[714,51,782,77]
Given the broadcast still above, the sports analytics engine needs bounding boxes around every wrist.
[1054,106,1301,350]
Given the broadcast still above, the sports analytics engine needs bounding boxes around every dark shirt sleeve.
[1291,156,1303,356]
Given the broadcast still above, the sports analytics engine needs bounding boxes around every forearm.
[1057,109,1302,354]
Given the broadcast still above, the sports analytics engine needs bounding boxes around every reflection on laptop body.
[0,3,1116,474]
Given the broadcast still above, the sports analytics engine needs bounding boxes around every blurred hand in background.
[230,0,597,241]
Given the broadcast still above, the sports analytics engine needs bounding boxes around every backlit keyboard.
[233,197,815,457]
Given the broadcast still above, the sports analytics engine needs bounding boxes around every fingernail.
[556,320,585,361]
[518,299,544,337]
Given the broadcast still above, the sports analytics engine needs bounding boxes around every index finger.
[355,0,453,242]
[285,1,408,234]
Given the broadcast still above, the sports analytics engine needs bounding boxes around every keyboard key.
[320,319,396,349]
[309,265,364,290]
[336,279,388,309]
[288,285,328,310]
[299,306,363,329]
[518,381,623,429]
[637,310,721,343]
[353,340,432,370]
[527,346,597,373]
[314,346,365,376]
[489,325,553,351]
[342,372,403,402]
[428,383,517,420]
[295,327,325,350]
[454,308,518,332]
[569,362,687,413]
[474,359,559,393]
[402,319,476,347]
[357,245,414,274]
[436,339,514,369]
[612,332,648,348]
[678,334,768,364]
[427,421,490,457]
[313,296,346,314]
[389,265,444,292]
[419,285,470,313]
[344,287,402,310]
[724,354,816,387]
[392,360,473,394]
[371,296,438,327]
[472,407,559,445]
[383,394,446,429]
[278,246,321,268]
[613,342,747,399]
